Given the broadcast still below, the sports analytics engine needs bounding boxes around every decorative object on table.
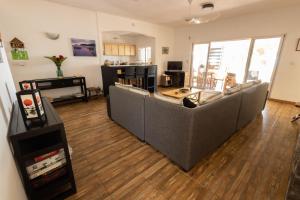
[10,37,29,60]
[45,32,60,40]
[19,80,37,91]
[45,55,67,78]
[16,89,47,128]
[71,38,97,57]
[87,87,102,98]
[296,39,300,51]
[162,47,169,55]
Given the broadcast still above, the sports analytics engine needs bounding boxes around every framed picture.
[162,47,169,55]
[71,38,97,57]
[297,39,300,51]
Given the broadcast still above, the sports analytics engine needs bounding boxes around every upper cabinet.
[118,44,125,56]
[104,43,136,56]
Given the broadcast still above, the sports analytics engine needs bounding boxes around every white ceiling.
[46,0,300,26]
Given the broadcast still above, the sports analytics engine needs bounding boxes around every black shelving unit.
[7,98,76,200]
[21,76,88,104]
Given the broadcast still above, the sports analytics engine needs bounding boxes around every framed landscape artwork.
[71,38,97,57]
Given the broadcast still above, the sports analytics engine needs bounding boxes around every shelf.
[22,143,64,160]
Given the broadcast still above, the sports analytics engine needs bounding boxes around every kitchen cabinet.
[111,44,119,56]
[103,43,136,56]
[104,43,112,55]
[118,44,125,56]
[125,45,131,56]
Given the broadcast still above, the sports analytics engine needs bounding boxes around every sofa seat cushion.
[154,93,182,105]
[115,82,150,96]
[224,85,241,95]
[199,91,223,105]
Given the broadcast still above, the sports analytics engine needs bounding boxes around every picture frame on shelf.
[296,39,300,51]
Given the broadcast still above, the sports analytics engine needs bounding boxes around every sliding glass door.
[191,44,209,88]
[206,39,251,90]
[191,36,283,91]
[247,37,282,83]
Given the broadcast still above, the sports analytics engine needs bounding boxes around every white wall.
[0,46,27,200]
[0,0,101,98]
[174,6,300,102]
[0,0,175,97]
[97,12,175,78]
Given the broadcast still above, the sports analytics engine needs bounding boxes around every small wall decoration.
[16,89,46,128]
[10,37,29,60]
[162,47,169,55]
[71,38,97,57]
[297,39,300,51]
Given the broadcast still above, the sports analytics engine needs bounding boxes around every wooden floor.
[55,98,300,200]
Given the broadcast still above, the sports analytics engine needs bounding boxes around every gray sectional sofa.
[109,82,269,171]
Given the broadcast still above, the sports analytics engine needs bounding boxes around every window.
[138,47,151,64]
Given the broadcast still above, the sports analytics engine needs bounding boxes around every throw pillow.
[183,97,197,108]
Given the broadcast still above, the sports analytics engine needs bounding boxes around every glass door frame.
[190,42,210,88]
[190,35,285,94]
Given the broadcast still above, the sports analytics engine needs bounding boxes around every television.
[167,61,183,71]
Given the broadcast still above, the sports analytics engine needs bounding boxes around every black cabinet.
[165,70,185,87]
[7,98,76,200]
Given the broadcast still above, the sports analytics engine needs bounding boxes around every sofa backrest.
[145,96,194,169]
[236,82,269,130]
[109,86,147,141]
[187,91,242,170]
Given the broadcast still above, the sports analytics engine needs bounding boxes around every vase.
[56,65,64,78]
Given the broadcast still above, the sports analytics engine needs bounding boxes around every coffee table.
[161,88,202,102]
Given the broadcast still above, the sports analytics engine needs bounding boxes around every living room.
[1,0,300,199]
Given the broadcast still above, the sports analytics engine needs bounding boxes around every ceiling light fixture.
[185,0,219,25]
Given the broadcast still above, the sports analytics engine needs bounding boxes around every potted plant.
[45,55,67,78]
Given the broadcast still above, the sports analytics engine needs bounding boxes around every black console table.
[23,77,88,104]
[165,70,185,87]
[7,98,76,200]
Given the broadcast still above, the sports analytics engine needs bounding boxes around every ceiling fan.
[185,0,220,25]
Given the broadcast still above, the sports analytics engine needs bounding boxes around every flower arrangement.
[45,55,67,78]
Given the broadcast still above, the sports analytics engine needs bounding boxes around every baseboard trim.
[268,98,295,105]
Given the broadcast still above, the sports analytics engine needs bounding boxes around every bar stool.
[146,66,156,92]
[135,67,146,89]
[119,67,136,85]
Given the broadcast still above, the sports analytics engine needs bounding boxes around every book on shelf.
[26,149,65,175]
[28,157,67,180]
[31,167,67,188]
[34,149,60,162]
